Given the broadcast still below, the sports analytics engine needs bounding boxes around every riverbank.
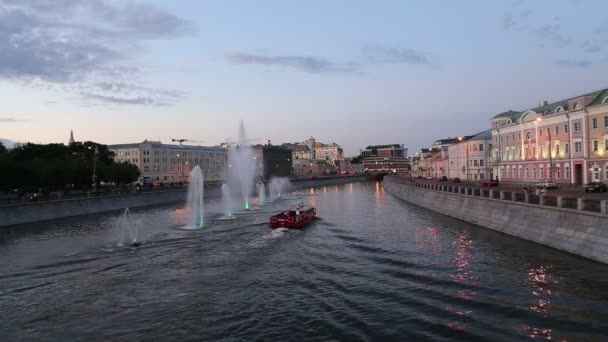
[383,176,608,264]
[0,175,367,227]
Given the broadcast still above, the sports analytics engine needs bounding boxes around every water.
[220,183,235,219]
[256,182,266,206]
[1,182,608,341]
[268,176,290,201]
[227,121,257,210]
[118,208,140,246]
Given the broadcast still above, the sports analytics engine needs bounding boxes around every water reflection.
[522,265,559,340]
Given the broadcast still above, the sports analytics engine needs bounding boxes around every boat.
[269,203,316,229]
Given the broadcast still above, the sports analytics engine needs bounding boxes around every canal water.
[1,182,607,341]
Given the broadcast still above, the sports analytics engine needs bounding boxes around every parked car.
[585,182,607,193]
[452,177,461,183]
[425,176,433,180]
[439,176,448,181]
[482,179,498,187]
[534,180,558,189]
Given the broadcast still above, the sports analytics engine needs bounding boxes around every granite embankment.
[0,176,367,226]
[383,176,608,264]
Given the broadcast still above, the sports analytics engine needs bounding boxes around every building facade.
[447,131,492,180]
[491,89,608,185]
[252,145,292,180]
[361,144,409,172]
[110,140,227,184]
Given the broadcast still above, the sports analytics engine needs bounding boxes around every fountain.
[220,183,236,220]
[256,181,266,206]
[186,165,205,228]
[269,177,291,201]
[227,121,257,210]
[120,208,141,247]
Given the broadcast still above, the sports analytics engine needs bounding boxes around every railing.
[389,176,608,215]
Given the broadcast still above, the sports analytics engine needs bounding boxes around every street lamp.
[537,117,553,182]
[88,145,98,192]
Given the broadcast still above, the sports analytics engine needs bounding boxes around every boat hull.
[269,206,316,229]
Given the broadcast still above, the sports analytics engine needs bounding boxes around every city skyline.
[2,0,608,155]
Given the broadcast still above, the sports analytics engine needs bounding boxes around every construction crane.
[171,138,206,146]
[221,138,263,148]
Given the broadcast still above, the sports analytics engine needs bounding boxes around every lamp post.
[88,145,98,192]
[537,117,553,182]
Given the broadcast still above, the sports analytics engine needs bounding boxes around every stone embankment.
[0,175,367,227]
[383,176,608,264]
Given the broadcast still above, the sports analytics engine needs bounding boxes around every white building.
[110,140,227,184]
[447,131,492,180]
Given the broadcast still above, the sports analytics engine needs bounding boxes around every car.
[439,176,448,181]
[425,176,433,180]
[585,182,607,193]
[417,175,423,179]
[534,180,558,189]
[452,177,461,183]
[482,179,498,187]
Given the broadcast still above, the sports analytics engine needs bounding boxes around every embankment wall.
[383,176,608,264]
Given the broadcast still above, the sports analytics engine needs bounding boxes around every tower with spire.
[69,130,75,145]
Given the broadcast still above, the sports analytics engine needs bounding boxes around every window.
[565,143,569,154]
[605,139,608,151]
[526,132,532,139]
[593,118,598,129]
[574,122,581,132]
[593,166,600,182]
[573,102,580,110]
[473,160,478,166]
[540,130,543,137]
[540,146,543,157]
[556,145,560,155]
[533,167,537,178]
[480,160,484,166]
[555,126,559,135]
[606,166,608,181]
[605,116,608,128]
[564,125,568,133]
[479,144,484,151]
[525,167,529,178]
[556,165,561,179]
[575,141,582,153]
[518,167,523,178]
[480,173,485,180]
[540,165,544,179]
[593,140,599,152]
[565,165,571,180]
[546,128,550,136]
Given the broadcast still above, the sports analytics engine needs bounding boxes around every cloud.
[555,59,593,68]
[363,46,439,69]
[225,52,360,74]
[0,1,190,105]
[81,93,170,107]
[500,10,532,30]
[0,117,26,123]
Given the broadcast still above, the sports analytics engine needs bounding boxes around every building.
[282,137,344,164]
[292,159,337,177]
[447,131,492,180]
[110,140,227,184]
[252,145,292,180]
[314,143,344,163]
[491,88,608,185]
[360,144,409,172]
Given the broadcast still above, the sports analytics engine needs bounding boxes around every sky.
[1,0,607,155]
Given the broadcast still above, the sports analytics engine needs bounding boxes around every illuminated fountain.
[227,121,257,210]
[219,183,236,220]
[186,165,205,228]
[120,208,141,247]
[269,177,291,201]
[256,181,266,206]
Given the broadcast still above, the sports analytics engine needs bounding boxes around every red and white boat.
[269,204,316,229]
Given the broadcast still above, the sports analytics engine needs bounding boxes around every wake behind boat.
[269,203,316,229]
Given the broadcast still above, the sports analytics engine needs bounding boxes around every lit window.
[593,140,599,152]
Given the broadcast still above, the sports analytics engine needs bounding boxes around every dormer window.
[554,106,564,113]
[603,97,608,104]
[526,132,533,140]
[572,102,580,110]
